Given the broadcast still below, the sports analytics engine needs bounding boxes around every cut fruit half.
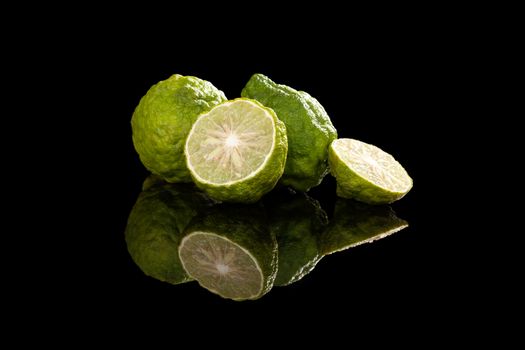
[185,98,287,203]
[329,138,413,204]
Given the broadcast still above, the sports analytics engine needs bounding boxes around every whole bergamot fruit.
[241,74,337,191]
[132,74,226,183]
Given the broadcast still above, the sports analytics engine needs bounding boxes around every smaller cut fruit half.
[329,138,413,204]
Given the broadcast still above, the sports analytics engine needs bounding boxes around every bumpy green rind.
[182,204,278,300]
[125,180,215,284]
[132,74,226,183]
[187,98,288,203]
[328,142,410,204]
[319,199,408,256]
[241,74,337,191]
[264,189,328,286]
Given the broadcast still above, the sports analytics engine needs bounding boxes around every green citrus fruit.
[178,205,277,301]
[319,198,408,256]
[125,180,215,284]
[264,189,328,286]
[132,74,226,183]
[185,98,287,203]
[241,74,337,191]
[329,138,413,204]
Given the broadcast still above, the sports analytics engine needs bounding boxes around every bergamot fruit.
[328,138,413,204]
[241,73,337,191]
[132,74,226,183]
[185,98,287,203]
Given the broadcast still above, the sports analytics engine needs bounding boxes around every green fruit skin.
[328,145,408,205]
[132,74,226,183]
[319,199,408,256]
[125,182,214,284]
[184,204,278,300]
[189,99,288,203]
[264,189,328,286]
[241,74,337,191]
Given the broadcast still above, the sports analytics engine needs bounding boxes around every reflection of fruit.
[125,181,215,284]
[179,205,277,301]
[132,74,226,183]
[319,198,408,256]
[141,173,165,191]
[329,138,413,204]
[185,98,287,203]
[242,74,337,191]
[265,189,328,286]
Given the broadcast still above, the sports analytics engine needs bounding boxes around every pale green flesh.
[332,139,411,193]
[186,100,274,184]
[179,232,263,300]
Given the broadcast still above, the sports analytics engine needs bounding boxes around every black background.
[80,47,444,309]
[24,12,482,338]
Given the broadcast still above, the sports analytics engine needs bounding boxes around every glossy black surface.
[47,35,456,327]
[125,181,409,299]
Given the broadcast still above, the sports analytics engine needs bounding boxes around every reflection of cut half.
[125,179,214,284]
[265,189,328,286]
[179,205,277,301]
[319,198,408,256]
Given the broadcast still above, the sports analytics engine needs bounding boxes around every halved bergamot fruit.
[185,98,287,203]
[178,205,277,301]
[328,138,413,204]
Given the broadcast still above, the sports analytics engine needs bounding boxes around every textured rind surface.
[125,180,215,284]
[132,74,226,183]
[264,189,328,286]
[319,199,408,256]
[328,142,409,204]
[182,204,278,300]
[187,98,288,203]
[241,74,337,191]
